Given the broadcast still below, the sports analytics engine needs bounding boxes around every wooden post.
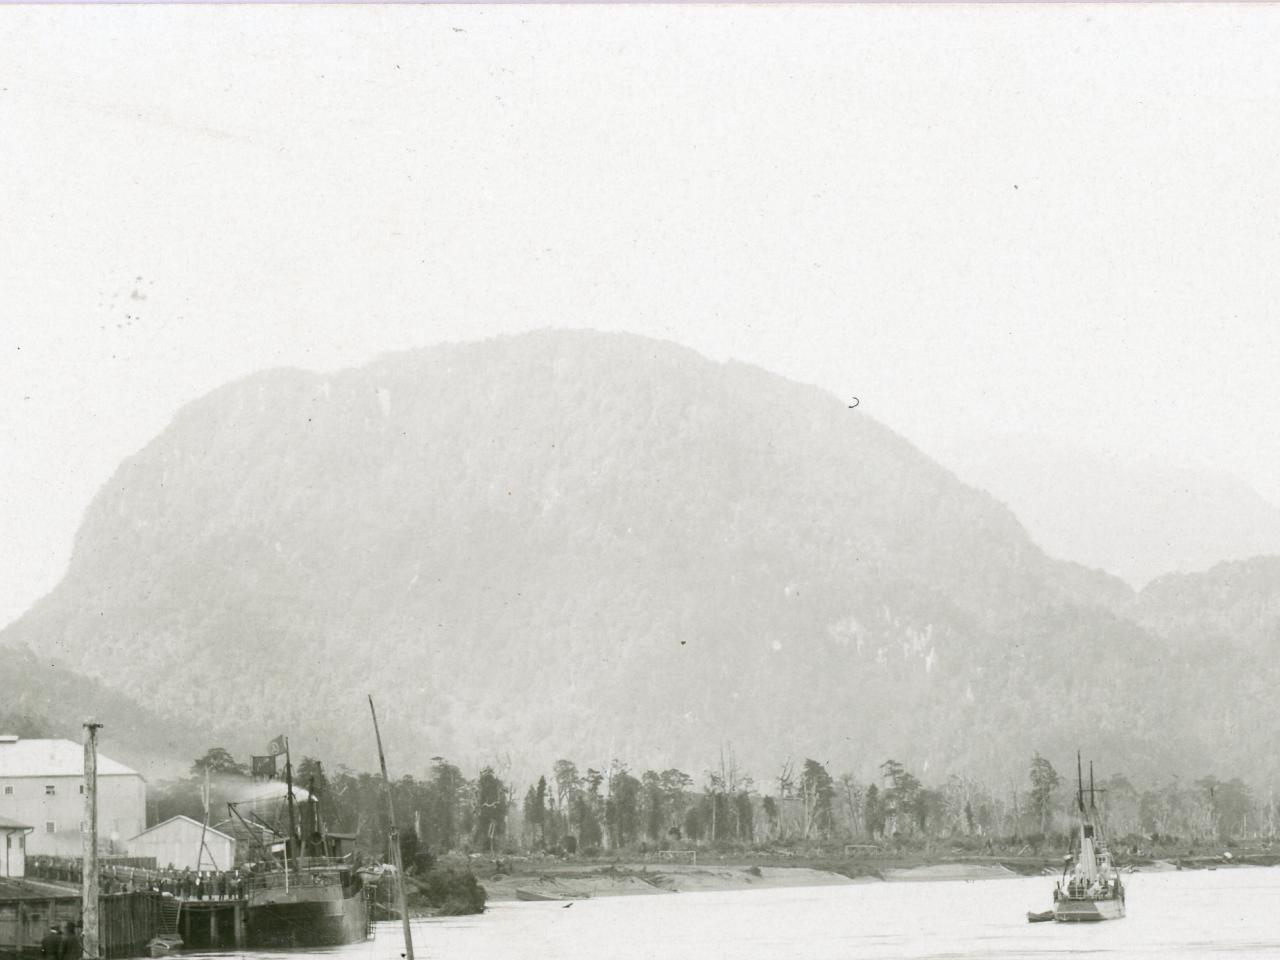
[232,902,243,947]
[82,721,103,960]
[208,909,217,947]
[368,696,413,960]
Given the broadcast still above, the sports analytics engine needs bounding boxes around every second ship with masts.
[1048,753,1126,922]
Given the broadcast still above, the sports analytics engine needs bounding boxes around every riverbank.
[482,860,1035,902]
[475,850,1280,902]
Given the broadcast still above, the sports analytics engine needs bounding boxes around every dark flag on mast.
[267,735,288,756]
[251,755,278,779]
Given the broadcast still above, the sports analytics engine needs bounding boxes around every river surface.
[186,867,1280,960]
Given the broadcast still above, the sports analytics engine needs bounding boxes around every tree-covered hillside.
[0,644,220,775]
[2,331,1275,784]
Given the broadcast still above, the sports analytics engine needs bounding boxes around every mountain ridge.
[936,432,1280,589]
[4,330,1275,786]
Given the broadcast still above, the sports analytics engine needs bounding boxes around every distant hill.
[936,433,1280,589]
[3,331,1276,785]
[0,644,213,778]
[1134,556,1280,652]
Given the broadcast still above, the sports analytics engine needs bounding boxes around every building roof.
[130,815,235,844]
[0,737,140,778]
[0,814,33,831]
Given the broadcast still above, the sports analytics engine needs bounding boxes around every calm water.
[187,867,1280,960]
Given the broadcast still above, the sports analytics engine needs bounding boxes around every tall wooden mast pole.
[368,695,414,960]
[82,720,103,960]
[283,738,298,854]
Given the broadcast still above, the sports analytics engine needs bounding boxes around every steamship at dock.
[231,737,372,947]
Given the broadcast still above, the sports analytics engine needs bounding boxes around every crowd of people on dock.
[25,856,249,900]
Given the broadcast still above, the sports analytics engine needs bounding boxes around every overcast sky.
[3,5,1279,627]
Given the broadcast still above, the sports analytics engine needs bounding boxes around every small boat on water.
[146,934,183,957]
[515,888,592,902]
[1026,910,1055,923]
[1050,754,1126,923]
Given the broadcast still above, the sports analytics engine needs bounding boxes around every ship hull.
[245,892,369,947]
[1053,897,1126,922]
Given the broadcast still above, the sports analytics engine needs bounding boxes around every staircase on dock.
[157,897,181,937]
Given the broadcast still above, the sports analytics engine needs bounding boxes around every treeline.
[503,753,1280,854]
[152,748,1280,860]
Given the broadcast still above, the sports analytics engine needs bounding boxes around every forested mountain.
[0,644,221,775]
[1133,557,1280,652]
[3,331,1276,786]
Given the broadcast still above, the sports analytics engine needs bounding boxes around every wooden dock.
[0,886,174,960]
[0,883,251,958]
[174,898,247,949]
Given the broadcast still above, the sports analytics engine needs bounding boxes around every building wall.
[129,818,235,872]
[1,829,26,878]
[0,775,146,857]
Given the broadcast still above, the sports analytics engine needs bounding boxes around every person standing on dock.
[41,926,60,958]
[58,921,80,960]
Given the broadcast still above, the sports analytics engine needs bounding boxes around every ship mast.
[368,695,414,960]
[283,737,298,856]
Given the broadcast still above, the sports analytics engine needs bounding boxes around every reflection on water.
[182,867,1280,960]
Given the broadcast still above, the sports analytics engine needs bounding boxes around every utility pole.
[82,720,103,960]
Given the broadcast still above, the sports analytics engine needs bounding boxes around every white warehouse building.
[128,815,236,871]
[0,736,146,857]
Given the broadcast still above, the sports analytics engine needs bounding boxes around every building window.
[45,821,56,834]
[45,785,56,796]
[79,785,85,795]
[2,785,11,795]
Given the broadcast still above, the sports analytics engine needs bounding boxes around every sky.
[3,5,1280,628]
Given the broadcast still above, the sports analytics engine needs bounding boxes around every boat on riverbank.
[1051,755,1125,922]
[515,887,592,902]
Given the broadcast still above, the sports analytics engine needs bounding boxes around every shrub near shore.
[403,866,488,916]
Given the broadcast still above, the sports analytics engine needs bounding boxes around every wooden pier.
[0,884,254,958]
[0,887,172,960]
[174,898,247,949]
